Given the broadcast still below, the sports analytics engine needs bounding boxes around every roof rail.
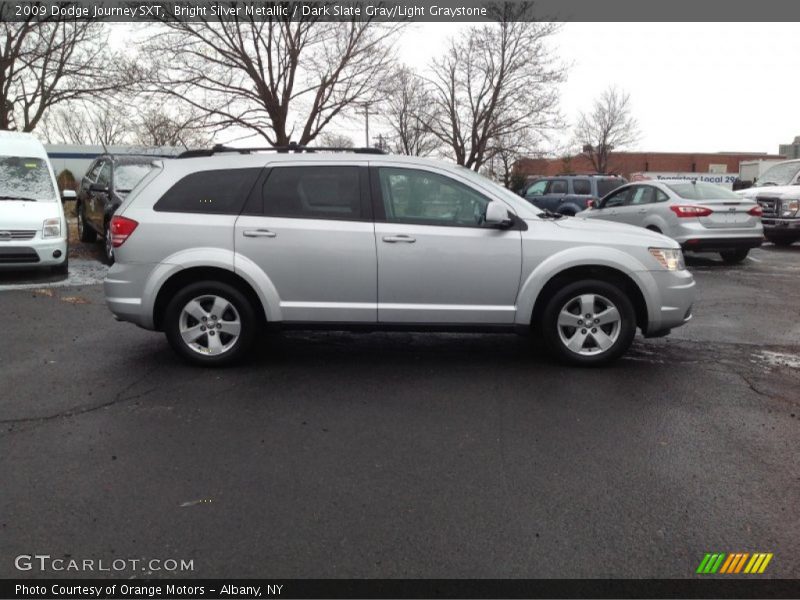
[177,142,387,158]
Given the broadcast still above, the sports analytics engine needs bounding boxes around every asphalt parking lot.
[1,227,798,579]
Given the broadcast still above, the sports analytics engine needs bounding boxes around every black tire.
[720,249,749,264]
[77,202,97,243]
[646,226,662,234]
[767,237,797,247]
[540,279,637,366]
[104,220,115,266]
[164,280,257,367]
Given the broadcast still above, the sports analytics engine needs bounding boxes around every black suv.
[76,155,154,264]
[521,174,627,216]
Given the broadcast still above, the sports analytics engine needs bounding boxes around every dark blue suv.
[521,174,627,216]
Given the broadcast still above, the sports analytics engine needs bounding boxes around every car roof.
[0,131,49,160]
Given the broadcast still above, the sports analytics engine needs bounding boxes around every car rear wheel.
[77,203,97,243]
[164,281,256,367]
[540,279,636,366]
[720,249,749,264]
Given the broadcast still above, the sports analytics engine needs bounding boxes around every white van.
[0,131,71,273]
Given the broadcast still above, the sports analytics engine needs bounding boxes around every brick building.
[516,151,785,181]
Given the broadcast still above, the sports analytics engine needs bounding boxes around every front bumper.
[680,237,763,252]
[644,268,696,336]
[0,238,68,269]
[761,217,800,231]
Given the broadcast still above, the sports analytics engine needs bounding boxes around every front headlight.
[42,217,61,239]
[781,199,800,217]
[649,247,685,271]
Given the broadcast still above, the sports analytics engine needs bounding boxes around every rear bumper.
[104,262,159,329]
[680,237,763,252]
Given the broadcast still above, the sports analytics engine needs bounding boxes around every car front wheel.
[164,281,257,367]
[104,220,115,265]
[541,279,636,366]
[77,203,97,243]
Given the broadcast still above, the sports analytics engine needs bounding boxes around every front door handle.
[243,229,277,238]
[382,235,416,243]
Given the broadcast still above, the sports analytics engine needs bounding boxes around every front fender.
[515,246,656,325]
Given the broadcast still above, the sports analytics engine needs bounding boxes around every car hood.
[0,200,63,229]
[736,185,800,200]
[530,215,679,248]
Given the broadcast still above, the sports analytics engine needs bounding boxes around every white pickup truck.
[736,159,800,246]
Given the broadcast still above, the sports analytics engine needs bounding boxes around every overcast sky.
[118,22,800,155]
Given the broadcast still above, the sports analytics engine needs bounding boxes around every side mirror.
[89,182,108,193]
[61,189,76,201]
[485,202,513,227]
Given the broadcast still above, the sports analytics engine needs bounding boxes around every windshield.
[756,161,800,186]
[0,156,56,201]
[666,182,741,200]
[456,167,539,216]
[115,163,153,192]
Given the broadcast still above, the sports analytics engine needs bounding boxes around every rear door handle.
[243,229,277,238]
[382,235,416,243]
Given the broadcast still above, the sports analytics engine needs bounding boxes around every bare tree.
[318,132,354,148]
[574,86,639,173]
[382,66,438,156]
[486,128,541,189]
[140,13,402,146]
[425,3,564,171]
[0,17,117,132]
[42,100,130,146]
[133,108,212,149]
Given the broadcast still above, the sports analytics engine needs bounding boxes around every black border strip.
[3,579,800,599]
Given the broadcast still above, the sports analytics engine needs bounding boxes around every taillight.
[748,205,763,216]
[670,205,713,218]
[110,215,138,247]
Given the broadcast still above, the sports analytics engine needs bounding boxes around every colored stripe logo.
[696,552,772,574]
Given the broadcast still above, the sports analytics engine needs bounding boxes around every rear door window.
[259,166,366,221]
[597,178,625,197]
[572,179,591,195]
[154,168,261,214]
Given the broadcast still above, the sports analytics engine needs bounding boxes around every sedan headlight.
[42,217,61,239]
[649,247,685,271]
[781,199,800,217]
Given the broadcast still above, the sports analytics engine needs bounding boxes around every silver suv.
[104,146,696,367]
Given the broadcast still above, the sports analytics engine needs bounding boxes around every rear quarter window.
[597,178,625,197]
[154,168,261,214]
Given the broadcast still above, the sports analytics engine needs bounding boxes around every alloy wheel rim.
[178,294,242,356]
[77,209,84,236]
[557,293,621,356]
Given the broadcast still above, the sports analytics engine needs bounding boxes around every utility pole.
[362,102,371,147]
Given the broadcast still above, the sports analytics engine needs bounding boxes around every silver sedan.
[578,181,764,263]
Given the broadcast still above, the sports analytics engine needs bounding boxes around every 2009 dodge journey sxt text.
[104,147,695,367]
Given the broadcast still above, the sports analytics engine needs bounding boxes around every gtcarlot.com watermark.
[15,553,194,573]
